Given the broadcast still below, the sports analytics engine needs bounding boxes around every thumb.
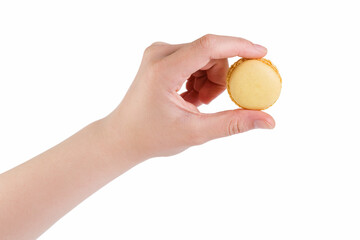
[194,109,275,143]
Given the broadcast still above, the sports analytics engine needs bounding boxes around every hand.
[106,34,275,160]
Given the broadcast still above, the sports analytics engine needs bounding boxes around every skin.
[0,34,275,240]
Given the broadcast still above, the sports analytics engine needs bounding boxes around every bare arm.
[0,119,140,239]
[0,34,274,240]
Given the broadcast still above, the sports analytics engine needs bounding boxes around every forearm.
[0,118,141,240]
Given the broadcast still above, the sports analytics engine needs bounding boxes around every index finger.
[163,34,267,86]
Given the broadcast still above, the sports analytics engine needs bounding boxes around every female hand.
[106,34,275,161]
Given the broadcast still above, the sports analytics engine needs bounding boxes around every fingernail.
[254,120,274,129]
[253,44,267,53]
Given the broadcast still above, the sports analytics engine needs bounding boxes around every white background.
[1,0,360,239]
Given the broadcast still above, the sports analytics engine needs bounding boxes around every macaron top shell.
[226,58,282,110]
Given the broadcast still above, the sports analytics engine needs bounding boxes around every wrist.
[92,116,147,168]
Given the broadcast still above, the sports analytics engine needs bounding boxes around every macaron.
[226,58,282,110]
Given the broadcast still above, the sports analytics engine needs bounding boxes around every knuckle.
[227,118,245,136]
[197,34,216,49]
[151,41,167,46]
[237,40,255,56]
[143,44,157,57]
[144,42,168,57]
[242,40,254,50]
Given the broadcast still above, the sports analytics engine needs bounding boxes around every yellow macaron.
[226,58,282,110]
